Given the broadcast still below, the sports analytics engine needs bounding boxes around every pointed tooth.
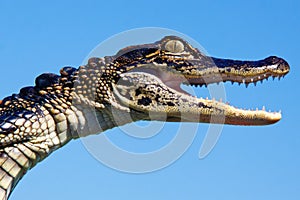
[231,81,234,85]
[245,83,249,88]
[262,106,265,111]
[242,79,245,84]
[251,78,254,82]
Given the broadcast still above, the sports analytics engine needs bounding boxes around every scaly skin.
[0,36,290,199]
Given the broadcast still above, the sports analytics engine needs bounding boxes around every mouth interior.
[131,66,190,95]
[130,66,281,114]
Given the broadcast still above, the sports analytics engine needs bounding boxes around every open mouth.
[116,55,289,126]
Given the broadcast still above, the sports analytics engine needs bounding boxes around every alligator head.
[85,36,290,127]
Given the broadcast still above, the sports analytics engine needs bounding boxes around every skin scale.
[0,36,290,199]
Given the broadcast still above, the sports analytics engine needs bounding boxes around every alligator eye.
[164,40,185,53]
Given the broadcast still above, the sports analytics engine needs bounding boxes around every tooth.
[254,82,257,86]
[231,81,234,85]
[242,79,245,84]
[251,78,254,82]
[245,83,249,88]
[262,106,265,111]
[258,76,261,79]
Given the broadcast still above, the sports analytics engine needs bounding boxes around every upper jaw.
[185,55,290,86]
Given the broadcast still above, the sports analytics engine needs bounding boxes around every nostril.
[278,59,290,73]
[263,56,283,65]
[264,56,290,74]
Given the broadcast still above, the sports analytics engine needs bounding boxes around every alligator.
[0,36,290,199]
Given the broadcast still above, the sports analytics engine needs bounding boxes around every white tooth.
[264,74,267,77]
[258,76,261,79]
[251,78,254,82]
[242,79,245,84]
[262,106,265,111]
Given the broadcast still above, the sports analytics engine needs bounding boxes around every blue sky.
[1,0,299,199]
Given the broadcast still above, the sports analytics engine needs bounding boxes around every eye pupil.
[164,40,184,53]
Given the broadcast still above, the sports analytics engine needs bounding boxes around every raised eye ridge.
[164,40,185,53]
